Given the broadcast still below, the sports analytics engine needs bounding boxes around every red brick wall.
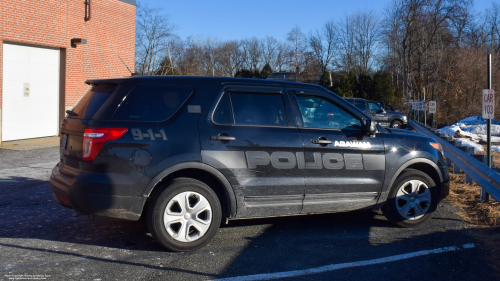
[0,0,136,109]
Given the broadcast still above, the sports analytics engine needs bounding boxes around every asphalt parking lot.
[0,146,499,281]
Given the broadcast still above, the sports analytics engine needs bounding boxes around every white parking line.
[215,243,476,281]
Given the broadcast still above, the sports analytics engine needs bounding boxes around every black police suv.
[345,98,407,128]
[50,76,449,252]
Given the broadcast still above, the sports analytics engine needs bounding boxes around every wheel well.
[405,163,442,193]
[391,118,403,125]
[146,168,231,220]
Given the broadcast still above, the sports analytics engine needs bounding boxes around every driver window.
[295,95,361,130]
[368,102,384,113]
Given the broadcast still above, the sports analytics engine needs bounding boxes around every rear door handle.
[211,135,236,141]
[311,139,332,144]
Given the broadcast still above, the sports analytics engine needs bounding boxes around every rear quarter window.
[71,84,125,120]
[111,85,192,122]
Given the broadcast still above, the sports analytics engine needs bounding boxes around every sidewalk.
[0,136,60,151]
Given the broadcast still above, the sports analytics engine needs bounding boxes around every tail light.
[83,128,128,161]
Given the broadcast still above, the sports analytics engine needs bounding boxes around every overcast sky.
[141,0,496,42]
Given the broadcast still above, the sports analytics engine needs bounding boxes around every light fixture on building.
[85,0,91,21]
[71,38,87,48]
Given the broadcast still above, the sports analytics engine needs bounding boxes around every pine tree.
[260,63,273,78]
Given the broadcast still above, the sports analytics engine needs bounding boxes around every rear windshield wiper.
[66,110,78,116]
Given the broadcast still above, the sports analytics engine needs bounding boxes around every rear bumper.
[50,165,146,220]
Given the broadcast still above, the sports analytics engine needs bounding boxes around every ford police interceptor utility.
[50,76,449,252]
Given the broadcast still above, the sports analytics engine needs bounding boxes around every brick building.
[0,0,136,143]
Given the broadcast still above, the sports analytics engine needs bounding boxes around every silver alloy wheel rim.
[395,179,431,220]
[163,191,212,242]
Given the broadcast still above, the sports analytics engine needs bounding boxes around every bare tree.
[135,5,176,75]
[287,26,307,73]
[352,9,381,75]
[384,0,470,103]
[337,13,356,73]
[262,36,280,69]
[218,40,243,77]
[274,42,290,72]
[308,19,337,73]
[241,37,263,70]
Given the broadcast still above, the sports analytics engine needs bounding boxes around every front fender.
[376,157,443,206]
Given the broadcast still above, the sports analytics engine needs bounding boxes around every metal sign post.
[423,88,426,127]
[417,90,420,122]
[481,54,494,201]
[412,101,416,119]
[406,94,410,117]
[431,86,435,128]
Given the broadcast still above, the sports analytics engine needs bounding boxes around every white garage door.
[2,43,60,141]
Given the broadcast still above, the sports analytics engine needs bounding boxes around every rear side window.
[212,92,288,126]
[111,86,192,122]
[355,101,367,111]
[71,84,123,120]
[230,93,287,126]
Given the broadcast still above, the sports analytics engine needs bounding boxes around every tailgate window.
[71,84,128,120]
[111,86,192,122]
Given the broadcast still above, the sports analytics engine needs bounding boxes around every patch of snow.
[492,146,500,152]
[455,138,484,152]
[436,116,500,145]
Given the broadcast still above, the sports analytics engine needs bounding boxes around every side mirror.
[362,120,377,135]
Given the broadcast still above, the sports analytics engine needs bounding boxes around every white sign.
[483,89,495,119]
[421,100,426,112]
[429,101,436,113]
[412,102,415,109]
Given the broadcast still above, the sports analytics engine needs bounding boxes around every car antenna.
[117,55,138,76]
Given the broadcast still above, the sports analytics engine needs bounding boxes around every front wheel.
[382,169,438,228]
[391,120,403,128]
[146,178,222,252]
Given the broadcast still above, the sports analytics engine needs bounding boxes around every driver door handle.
[311,139,332,144]
[211,135,236,141]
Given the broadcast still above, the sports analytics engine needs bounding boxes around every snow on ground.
[436,116,500,144]
[455,138,484,152]
[492,146,500,152]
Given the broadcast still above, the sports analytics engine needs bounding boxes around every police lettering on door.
[201,150,385,171]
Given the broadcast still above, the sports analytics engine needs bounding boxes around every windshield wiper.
[66,110,78,116]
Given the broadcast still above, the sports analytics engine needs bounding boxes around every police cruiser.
[50,76,449,251]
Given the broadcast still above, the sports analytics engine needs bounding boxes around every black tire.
[146,178,222,252]
[382,169,439,228]
[390,120,403,128]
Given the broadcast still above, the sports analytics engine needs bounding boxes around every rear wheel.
[382,169,438,227]
[147,178,222,251]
